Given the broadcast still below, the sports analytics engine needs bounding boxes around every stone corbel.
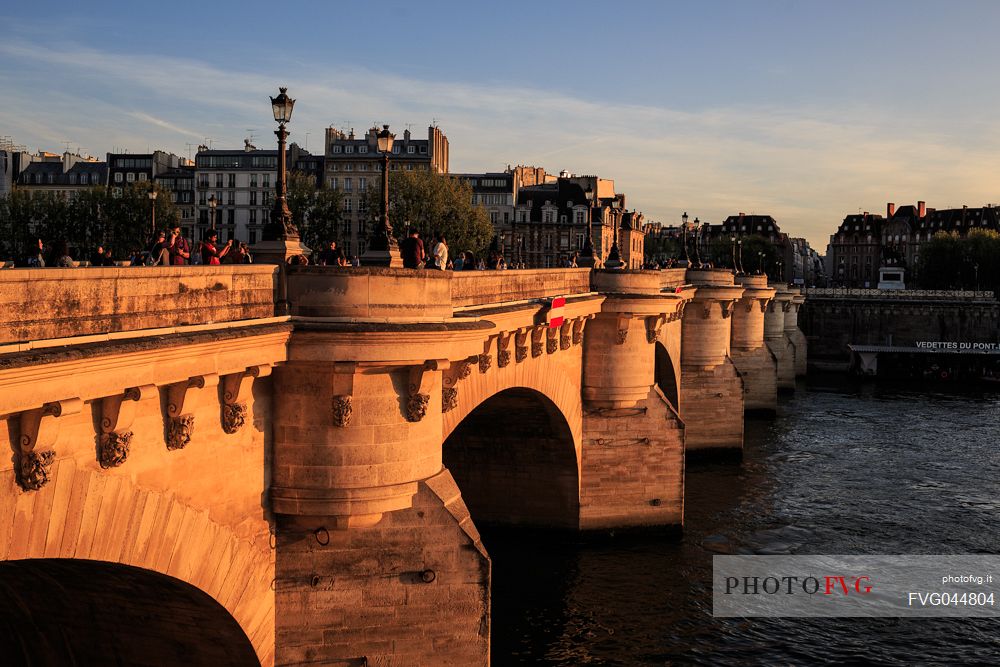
[615,315,631,344]
[742,297,755,313]
[645,314,666,343]
[515,328,529,363]
[478,339,493,373]
[782,301,792,312]
[572,318,584,345]
[700,302,713,319]
[442,356,475,414]
[165,374,218,450]
[559,320,572,350]
[221,365,271,434]
[530,326,544,357]
[497,332,512,368]
[759,298,771,313]
[99,385,154,468]
[407,359,448,422]
[331,362,356,428]
[721,300,736,319]
[546,327,558,354]
[17,397,82,491]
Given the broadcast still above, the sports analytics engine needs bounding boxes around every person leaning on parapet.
[200,231,232,265]
[16,239,45,267]
[432,233,448,271]
[168,227,191,265]
[318,240,345,267]
[400,229,425,269]
[148,231,171,266]
[48,239,74,267]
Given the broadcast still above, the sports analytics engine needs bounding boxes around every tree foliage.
[916,229,1000,292]
[363,169,493,257]
[0,183,179,261]
[286,170,343,252]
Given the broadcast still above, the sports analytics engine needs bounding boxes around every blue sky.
[4,1,1000,249]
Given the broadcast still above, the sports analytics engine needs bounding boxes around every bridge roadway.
[0,265,806,666]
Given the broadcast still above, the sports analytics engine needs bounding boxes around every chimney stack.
[887,202,895,217]
[918,200,926,218]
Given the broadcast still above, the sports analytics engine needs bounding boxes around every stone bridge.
[0,265,806,666]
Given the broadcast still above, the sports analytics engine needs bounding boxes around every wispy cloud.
[4,38,1000,249]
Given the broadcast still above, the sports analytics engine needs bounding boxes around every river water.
[485,376,1000,665]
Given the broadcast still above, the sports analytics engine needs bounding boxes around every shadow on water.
[485,375,1000,665]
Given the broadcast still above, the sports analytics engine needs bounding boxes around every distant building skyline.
[7,2,1000,250]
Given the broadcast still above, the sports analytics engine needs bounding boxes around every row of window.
[26,172,100,185]
[113,171,148,183]
[328,177,367,191]
[329,143,427,155]
[112,158,153,169]
[196,155,278,169]
[197,191,272,206]
[196,174,273,188]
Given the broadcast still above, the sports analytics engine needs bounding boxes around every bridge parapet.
[0,266,279,347]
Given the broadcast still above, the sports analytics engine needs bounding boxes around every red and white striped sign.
[547,296,566,328]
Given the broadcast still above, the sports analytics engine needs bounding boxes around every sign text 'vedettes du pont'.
[916,341,999,351]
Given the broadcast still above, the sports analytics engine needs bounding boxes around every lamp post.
[730,235,737,274]
[758,251,764,275]
[605,201,624,269]
[266,87,298,242]
[253,87,311,265]
[777,260,784,283]
[578,185,596,267]
[693,217,703,268]
[737,239,745,274]
[208,195,217,232]
[148,189,158,233]
[361,124,402,267]
[681,211,691,266]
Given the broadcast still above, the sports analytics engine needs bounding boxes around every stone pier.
[581,270,691,528]
[785,291,808,377]
[731,274,777,413]
[679,269,745,453]
[765,283,797,390]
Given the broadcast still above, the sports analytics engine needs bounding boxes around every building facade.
[828,201,1000,287]
[106,151,181,197]
[194,143,280,244]
[15,152,107,199]
[323,125,449,257]
[155,166,196,236]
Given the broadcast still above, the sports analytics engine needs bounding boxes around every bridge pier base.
[766,284,797,390]
[731,346,778,413]
[731,275,778,413]
[580,387,685,529]
[680,270,746,453]
[274,469,489,667]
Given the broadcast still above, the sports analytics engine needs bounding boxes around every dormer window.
[332,145,342,153]
[345,145,354,153]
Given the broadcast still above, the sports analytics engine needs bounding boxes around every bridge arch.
[0,462,274,666]
[654,341,680,412]
[0,558,259,665]
[443,387,580,529]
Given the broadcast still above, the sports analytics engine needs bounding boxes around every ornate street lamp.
[604,201,624,270]
[681,211,691,266]
[264,87,299,242]
[757,251,765,275]
[148,189,158,233]
[208,194,217,231]
[693,217,703,268]
[361,124,402,266]
[730,235,737,274]
[578,185,596,267]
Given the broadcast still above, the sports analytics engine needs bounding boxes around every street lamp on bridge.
[361,125,402,267]
[148,189,157,233]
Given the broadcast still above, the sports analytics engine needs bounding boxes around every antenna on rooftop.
[431,118,439,127]
[62,140,73,153]
[185,143,195,161]
[405,123,414,132]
